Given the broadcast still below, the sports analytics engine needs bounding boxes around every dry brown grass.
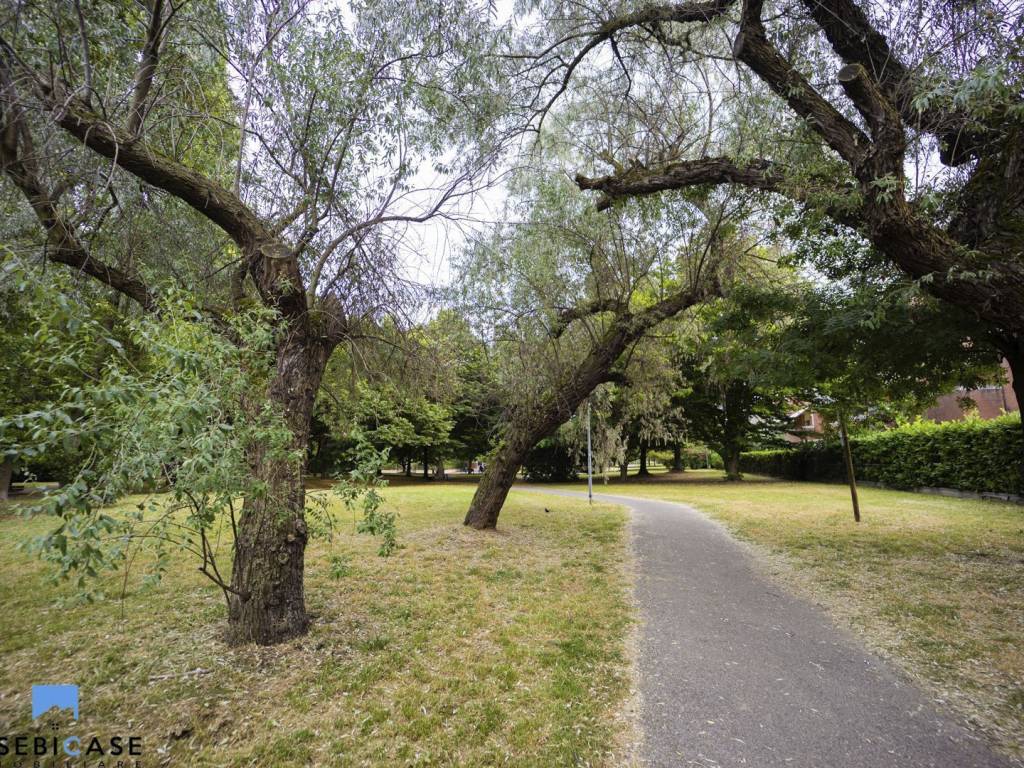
[0,484,633,767]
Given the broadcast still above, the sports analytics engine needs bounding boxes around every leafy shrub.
[741,415,1023,494]
[682,446,723,470]
[522,439,577,482]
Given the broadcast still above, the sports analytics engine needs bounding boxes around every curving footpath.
[515,487,1017,768]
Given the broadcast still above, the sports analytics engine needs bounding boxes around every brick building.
[924,359,1019,422]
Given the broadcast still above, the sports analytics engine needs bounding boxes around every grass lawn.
[0,483,634,767]
[552,469,1024,758]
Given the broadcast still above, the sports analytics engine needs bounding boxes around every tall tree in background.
[780,279,1003,519]
[523,0,1024,424]
[672,293,793,480]
[0,0,508,643]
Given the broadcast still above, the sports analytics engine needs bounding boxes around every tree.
[455,171,732,528]
[780,278,1004,519]
[603,341,685,478]
[675,357,790,481]
[0,254,114,498]
[0,263,307,606]
[312,310,501,477]
[523,0,1024,430]
[1,0,508,643]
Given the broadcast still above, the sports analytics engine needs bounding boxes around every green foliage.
[0,258,294,599]
[332,436,398,556]
[328,553,353,580]
[522,438,577,482]
[741,415,1024,495]
[653,445,724,470]
[311,310,503,478]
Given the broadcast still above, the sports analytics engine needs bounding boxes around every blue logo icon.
[31,684,79,720]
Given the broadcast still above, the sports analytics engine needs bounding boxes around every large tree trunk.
[225,333,330,646]
[638,440,650,476]
[723,445,742,481]
[0,459,12,501]
[463,283,710,530]
[671,442,685,472]
[619,461,629,480]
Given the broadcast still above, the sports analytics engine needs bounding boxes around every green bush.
[522,439,577,482]
[741,415,1023,494]
[683,446,724,470]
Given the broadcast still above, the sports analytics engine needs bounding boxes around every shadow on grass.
[303,468,783,491]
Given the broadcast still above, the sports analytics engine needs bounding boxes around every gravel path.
[516,487,1015,768]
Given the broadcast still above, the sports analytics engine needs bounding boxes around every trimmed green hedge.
[741,415,1024,495]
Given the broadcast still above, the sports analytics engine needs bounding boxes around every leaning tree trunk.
[463,283,710,530]
[225,333,331,646]
[463,436,532,529]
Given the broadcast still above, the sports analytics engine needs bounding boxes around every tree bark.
[638,440,650,476]
[0,459,12,501]
[723,445,742,481]
[422,448,430,479]
[463,437,530,529]
[619,461,629,480]
[404,457,412,477]
[838,412,861,523]
[671,442,685,472]
[225,333,331,646]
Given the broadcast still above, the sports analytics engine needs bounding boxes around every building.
[783,408,825,443]
[924,359,1019,423]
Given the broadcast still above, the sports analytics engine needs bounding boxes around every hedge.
[522,440,578,482]
[740,414,1023,495]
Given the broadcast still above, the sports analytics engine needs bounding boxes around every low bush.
[523,439,578,482]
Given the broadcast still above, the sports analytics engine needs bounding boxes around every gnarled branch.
[577,156,783,210]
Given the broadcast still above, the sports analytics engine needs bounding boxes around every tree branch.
[534,0,734,124]
[576,156,783,209]
[800,0,983,165]
[0,59,158,310]
[732,0,868,166]
[43,85,272,251]
[551,296,626,337]
[127,0,166,136]
[836,62,904,175]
